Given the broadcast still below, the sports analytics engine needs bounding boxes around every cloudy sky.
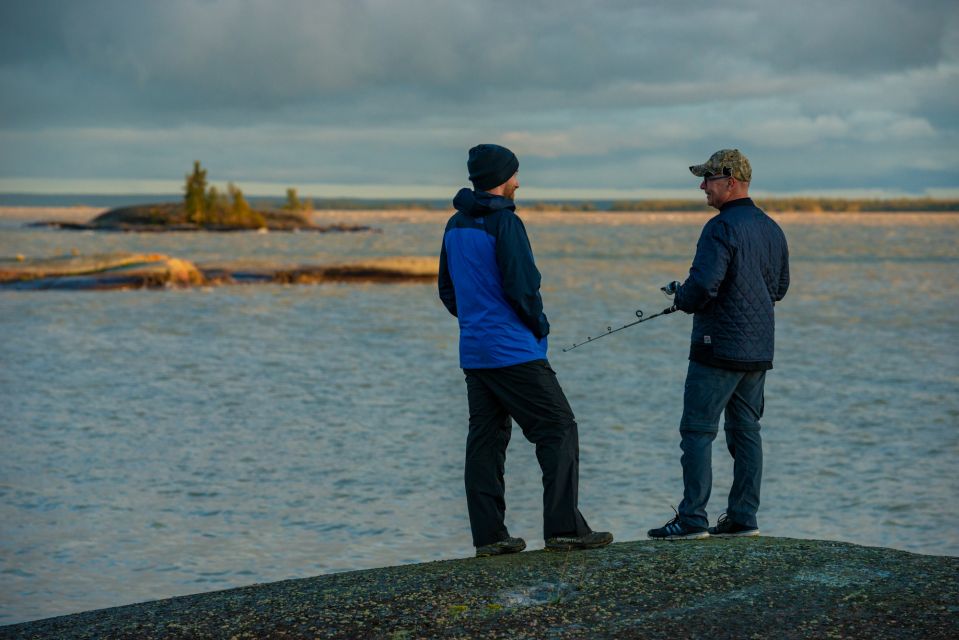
[1,0,957,199]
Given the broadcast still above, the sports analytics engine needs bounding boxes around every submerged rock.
[0,253,205,290]
[1,538,955,639]
[202,256,439,285]
[0,253,438,290]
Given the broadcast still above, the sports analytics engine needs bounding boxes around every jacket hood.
[453,188,516,218]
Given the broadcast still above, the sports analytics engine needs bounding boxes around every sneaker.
[475,536,527,557]
[708,513,759,537]
[545,530,613,552]
[647,510,709,540]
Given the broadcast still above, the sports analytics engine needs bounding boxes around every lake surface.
[1,208,957,624]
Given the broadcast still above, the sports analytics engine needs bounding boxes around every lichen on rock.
[2,538,956,639]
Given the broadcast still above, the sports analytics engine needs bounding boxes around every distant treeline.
[605,197,959,213]
[4,191,956,213]
[753,197,959,212]
[284,197,959,213]
[247,197,446,211]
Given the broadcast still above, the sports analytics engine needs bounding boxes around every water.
[1,209,957,625]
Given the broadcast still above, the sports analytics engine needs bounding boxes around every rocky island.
[0,538,955,639]
[29,202,372,233]
[27,162,372,233]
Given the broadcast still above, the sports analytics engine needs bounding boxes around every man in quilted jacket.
[648,149,790,540]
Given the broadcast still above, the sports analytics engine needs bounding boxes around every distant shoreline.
[1,193,957,213]
[2,206,958,229]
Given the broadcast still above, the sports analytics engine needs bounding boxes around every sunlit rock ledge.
[1,538,955,639]
[0,254,438,290]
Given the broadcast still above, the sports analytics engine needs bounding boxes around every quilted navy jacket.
[438,189,549,369]
[674,198,789,370]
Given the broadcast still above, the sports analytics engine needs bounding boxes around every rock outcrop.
[0,254,205,290]
[0,538,955,639]
[0,254,438,290]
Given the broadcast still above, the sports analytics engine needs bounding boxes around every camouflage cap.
[689,149,752,182]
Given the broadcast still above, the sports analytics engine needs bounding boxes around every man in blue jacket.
[648,149,790,540]
[439,144,612,557]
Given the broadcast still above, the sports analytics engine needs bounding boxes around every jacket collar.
[719,197,754,212]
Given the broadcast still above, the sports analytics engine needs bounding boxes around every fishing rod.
[561,304,678,352]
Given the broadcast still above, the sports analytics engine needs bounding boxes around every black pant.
[463,359,590,546]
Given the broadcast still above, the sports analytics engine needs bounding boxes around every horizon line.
[1,178,957,201]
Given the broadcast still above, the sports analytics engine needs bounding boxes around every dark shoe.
[545,530,613,552]
[708,513,759,537]
[475,536,527,557]
[647,510,709,540]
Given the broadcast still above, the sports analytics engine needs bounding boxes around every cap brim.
[689,163,709,177]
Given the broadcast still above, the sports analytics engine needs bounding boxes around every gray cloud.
[1,0,957,194]
[4,0,955,122]
[750,0,951,74]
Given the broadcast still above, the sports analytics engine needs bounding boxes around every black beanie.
[468,144,519,191]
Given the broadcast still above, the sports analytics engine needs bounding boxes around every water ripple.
[1,213,957,623]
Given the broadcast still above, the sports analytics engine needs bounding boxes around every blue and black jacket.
[674,198,790,371]
[438,188,549,369]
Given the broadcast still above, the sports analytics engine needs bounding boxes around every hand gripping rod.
[561,305,678,352]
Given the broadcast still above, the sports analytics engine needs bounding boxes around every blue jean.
[678,360,765,529]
